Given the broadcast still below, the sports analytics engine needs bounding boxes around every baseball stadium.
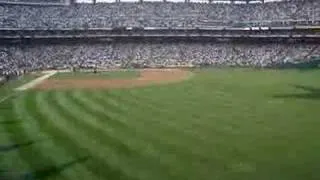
[0,0,320,179]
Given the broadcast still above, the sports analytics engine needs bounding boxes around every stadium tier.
[0,0,66,5]
[1,41,319,75]
[0,0,320,77]
[0,0,319,29]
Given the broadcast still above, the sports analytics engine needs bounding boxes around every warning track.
[34,69,192,90]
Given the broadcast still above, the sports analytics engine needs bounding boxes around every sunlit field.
[1,68,320,180]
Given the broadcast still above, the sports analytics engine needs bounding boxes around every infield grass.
[1,68,320,180]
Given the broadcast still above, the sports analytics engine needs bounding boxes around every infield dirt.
[34,69,191,90]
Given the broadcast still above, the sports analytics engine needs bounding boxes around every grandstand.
[1,0,319,29]
[0,0,319,73]
[0,0,66,5]
[0,0,304,4]
[0,0,319,77]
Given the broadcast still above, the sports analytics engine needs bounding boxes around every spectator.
[1,42,319,76]
[0,1,319,29]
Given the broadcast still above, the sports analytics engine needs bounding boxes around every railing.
[1,16,319,29]
[0,23,319,41]
[1,23,320,31]
[0,0,67,5]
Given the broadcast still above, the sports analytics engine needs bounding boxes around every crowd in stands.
[0,1,320,78]
[0,0,319,29]
[0,0,63,4]
[1,42,319,76]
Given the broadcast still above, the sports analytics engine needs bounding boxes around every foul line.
[0,93,18,104]
[15,71,57,91]
[0,71,57,104]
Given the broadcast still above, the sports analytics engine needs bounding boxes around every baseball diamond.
[1,69,320,180]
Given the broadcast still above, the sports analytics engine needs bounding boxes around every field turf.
[1,68,320,180]
[0,73,43,100]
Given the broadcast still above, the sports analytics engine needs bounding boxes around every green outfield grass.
[50,70,139,80]
[1,69,320,180]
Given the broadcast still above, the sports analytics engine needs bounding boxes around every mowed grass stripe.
[119,88,264,149]
[39,91,140,180]
[92,90,225,149]
[33,91,116,180]
[91,90,259,179]
[23,93,93,180]
[112,70,320,179]
[89,91,220,150]
[72,90,228,180]
[152,73,320,136]
[24,91,95,180]
[88,91,220,150]
[0,75,40,174]
[100,92,254,174]
[17,93,88,180]
[75,90,228,158]
[90,89,314,178]
[60,90,179,180]
[119,88,259,136]
[107,83,302,145]
[71,90,198,179]
[89,91,208,141]
[125,83,261,121]
[0,100,29,176]
[71,90,130,130]
[0,99,14,144]
[104,81,319,161]
[86,91,232,178]
[0,94,44,172]
[1,93,70,180]
[2,69,320,180]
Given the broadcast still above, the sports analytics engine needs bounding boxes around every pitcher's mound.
[34,69,191,90]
